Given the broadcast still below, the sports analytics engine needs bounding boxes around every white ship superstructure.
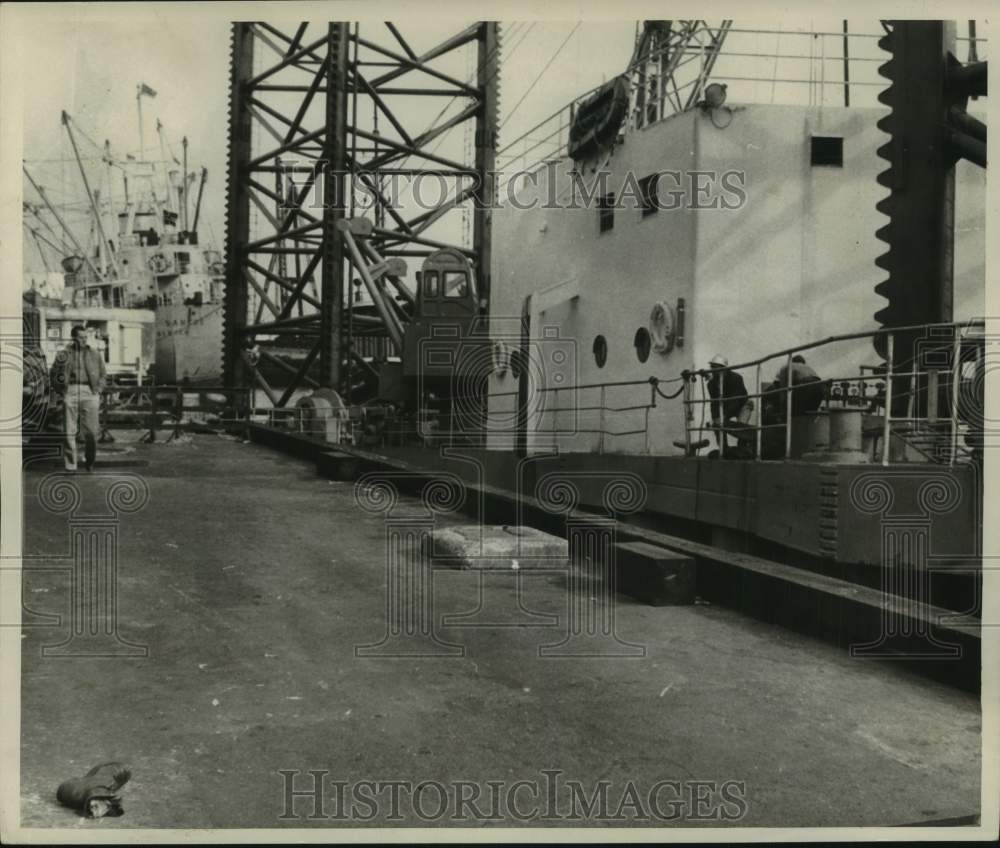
[22,92,225,384]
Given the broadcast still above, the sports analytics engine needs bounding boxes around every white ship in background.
[22,82,225,385]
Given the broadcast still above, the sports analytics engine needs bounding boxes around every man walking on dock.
[50,325,105,471]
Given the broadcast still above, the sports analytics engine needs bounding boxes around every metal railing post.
[784,353,793,459]
[698,375,707,452]
[242,389,251,441]
[683,376,692,456]
[882,333,894,466]
[598,385,606,454]
[949,330,962,465]
[646,383,654,454]
[719,374,726,459]
[170,386,183,442]
[755,363,763,461]
[147,382,157,443]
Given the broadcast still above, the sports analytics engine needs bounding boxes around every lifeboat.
[567,75,630,162]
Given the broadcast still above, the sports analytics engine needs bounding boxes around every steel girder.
[222,21,501,404]
[631,20,731,127]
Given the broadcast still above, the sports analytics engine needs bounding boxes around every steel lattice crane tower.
[222,21,500,406]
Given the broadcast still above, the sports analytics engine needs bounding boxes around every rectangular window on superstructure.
[598,193,615,233]
[639,175,658,217]
[810,136,843,167]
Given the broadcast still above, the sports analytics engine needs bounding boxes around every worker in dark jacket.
[706,354,751,454]
[50,325,106,471]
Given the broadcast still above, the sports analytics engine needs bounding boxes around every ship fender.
[649,301,676,354]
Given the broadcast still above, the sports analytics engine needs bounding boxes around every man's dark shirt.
[707,369,748,422]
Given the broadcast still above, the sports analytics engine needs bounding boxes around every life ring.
[148,253,169,274]
[649,301,676,355]
[492,339,510,377]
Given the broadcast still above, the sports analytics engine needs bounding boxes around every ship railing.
[425,318,984,463]
[193,319,984,463]
[250,405,313,433]
[423,376,676,453]
[286,377,671,451]
[683,319,985,465]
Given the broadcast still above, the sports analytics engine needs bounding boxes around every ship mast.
[137,84,145,161]
[192,166,207,235]
[22,164,104,282]
[22,217,65,260]
[24,223,52,272]
[104,139,117,247]
[156,118,174,215]
[24,201,72,256]
[182,136,189,233]
[62,110,121,277]
[136,81,157,164]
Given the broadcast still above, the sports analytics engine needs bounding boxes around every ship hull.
[318,438,982,613]
[154,302,224,384]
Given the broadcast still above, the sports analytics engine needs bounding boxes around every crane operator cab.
[402,248,482,379]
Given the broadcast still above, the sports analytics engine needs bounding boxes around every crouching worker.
[760,354,825,458]
[50,325,106,471]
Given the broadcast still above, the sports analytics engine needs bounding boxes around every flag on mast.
[138,82,157,98]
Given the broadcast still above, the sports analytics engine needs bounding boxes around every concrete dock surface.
[19,435,981,829]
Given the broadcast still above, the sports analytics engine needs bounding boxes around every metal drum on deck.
[828,407,865,453]
[296,389,347,442]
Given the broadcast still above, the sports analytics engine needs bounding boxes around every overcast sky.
[13,9,975,272]
[17,17,648,261]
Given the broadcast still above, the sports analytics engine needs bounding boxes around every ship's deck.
[20,435,981,828]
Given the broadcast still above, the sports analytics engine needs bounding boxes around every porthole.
[592,334,608,369]
[634,327,651,363]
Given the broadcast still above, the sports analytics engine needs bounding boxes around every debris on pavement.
[56,762,132,818]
